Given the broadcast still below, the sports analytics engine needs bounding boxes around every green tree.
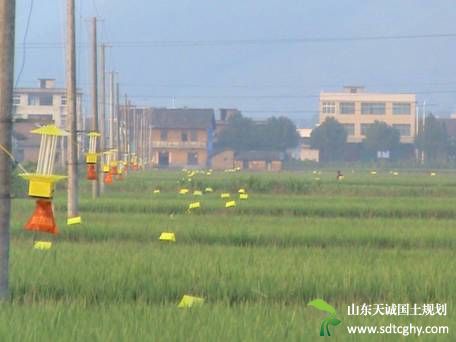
[364,121,400,159]
[415,114,449,163]
[309,117,347,162]
[215,114,299,152]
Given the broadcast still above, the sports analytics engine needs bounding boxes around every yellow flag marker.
[204,187,213,193]
[239,193,249,200]
[179,188,189,195]
[393,171,399,176]
[34,241,52,250]
[370,171,377,175]
[153,189,160,194]
[238,188,246,194]
[159,232,176,242]
[178,295,204,308]
[67,216,82,225]
[188,202,201,210]
[221,193,230,199]
[225,200,236,208]
[193,190,203,196]
[430,172,436,176]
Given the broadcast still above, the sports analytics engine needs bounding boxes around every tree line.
[310,115,452,163]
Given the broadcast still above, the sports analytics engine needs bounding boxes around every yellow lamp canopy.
[20,124,67,199]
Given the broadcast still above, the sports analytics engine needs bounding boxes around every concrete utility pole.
[99,42,106,193]
[67,0,79,219]
[91,17,100,198]
[124,95,129,154]
[109,71,115,149]
[116,81,121,161]
[0,0,15,300]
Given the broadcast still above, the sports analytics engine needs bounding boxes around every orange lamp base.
[87,164,97,180]
[25,199,58,235]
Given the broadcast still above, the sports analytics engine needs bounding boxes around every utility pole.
[99,42,106,193]
[0,0,15,300]
[109,71,115,149]
[124,95,129,155]
[67,0,79,220]
[91,17,99,198]
[116,81,121,161]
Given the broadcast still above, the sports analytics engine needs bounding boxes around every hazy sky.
[15,0,456,126]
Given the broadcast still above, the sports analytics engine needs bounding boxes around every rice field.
[3,169,455,341]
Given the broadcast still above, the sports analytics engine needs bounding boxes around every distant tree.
[215,114,299,152]
[310,117,347,162]
[262,116,300,151]
[364,121,400,159]
[415,114,449,163]
[215,113,255,151]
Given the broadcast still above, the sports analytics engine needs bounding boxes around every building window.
[322,101,335,114]
[160,129,168,140]
[187,152,198,165]
[339,102,355,114]
[190,130,197,141]
[28,95,40,106]
[342,124,355,136]
[393,103,411,115]
[361,123,373,135]
[181,132,188,142]
[13,95,20,105]
[28,114,53,122]
[61,95,67,106]
[361,103,385,115]
[28,94,53,106]
[393,124,411,136]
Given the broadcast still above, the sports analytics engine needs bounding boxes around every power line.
[13,32,456,49]
[15,0,34,86]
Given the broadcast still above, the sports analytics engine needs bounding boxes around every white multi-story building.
[12,79,84,164]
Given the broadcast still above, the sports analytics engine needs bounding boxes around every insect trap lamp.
[86,131,100,180]
[20,125,67,235]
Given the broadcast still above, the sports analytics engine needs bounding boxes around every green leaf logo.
[308,299,342,336]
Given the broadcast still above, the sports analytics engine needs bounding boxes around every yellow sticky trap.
[153,189,161,194]
[370,171,377,175]
[430,172,436,176]
[315,177,320,181]
[225,200,236,208]
[159,232,176,242]
[238,188,246,194]
[193,190,203,196]
[393,172,399,176]
[338,176,345,180]
[188,202,201,210]
[205,187,213,193]
[206,172,212,176]
[188,171,195,177]
[240,193,249,200]
[67,216,81,225]
[178,295,204,308]
[221,193,230,199]
[179,188,189,195]
[34,241,52,250]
